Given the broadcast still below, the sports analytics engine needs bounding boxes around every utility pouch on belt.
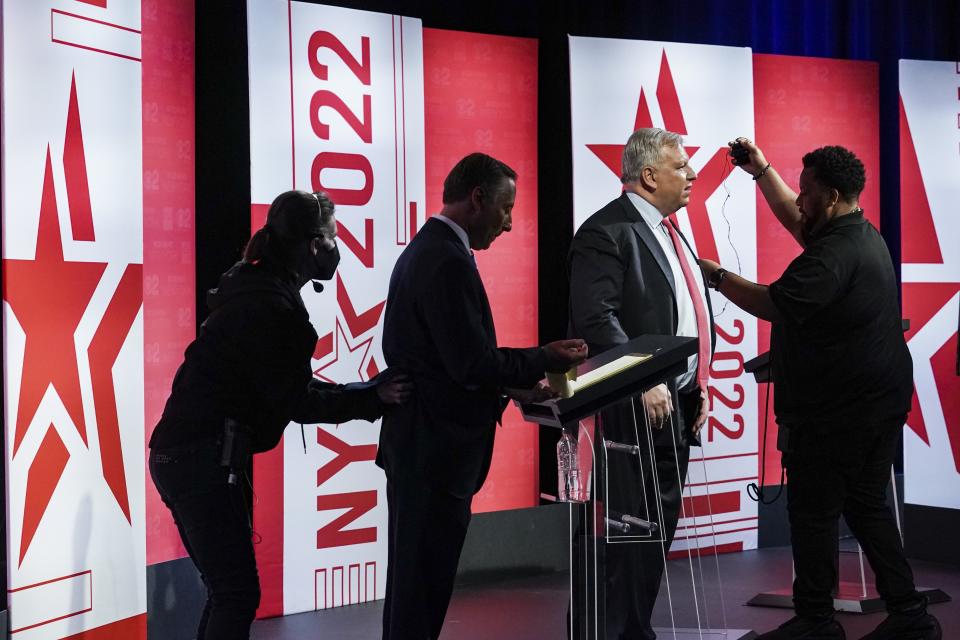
[777,423,791,455]
[220,417,252,485]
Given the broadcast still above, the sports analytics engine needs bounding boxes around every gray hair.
[620,128,684,184]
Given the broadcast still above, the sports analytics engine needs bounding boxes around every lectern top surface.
[518,335,697,426]
[549,353,652,398]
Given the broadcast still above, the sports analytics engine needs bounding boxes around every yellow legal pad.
[546,353,653,399]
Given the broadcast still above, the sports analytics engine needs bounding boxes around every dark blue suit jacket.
[568,193,716,446]
[378,217,546,498]
[569,193,716,356]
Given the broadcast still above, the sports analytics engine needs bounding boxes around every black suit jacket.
[378,217,547,498]
[568,193,716,442]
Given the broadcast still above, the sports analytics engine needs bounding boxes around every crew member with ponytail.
[149,190,411,640]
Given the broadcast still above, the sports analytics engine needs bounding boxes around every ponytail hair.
[243,190,335,266]
[243,226,273,263]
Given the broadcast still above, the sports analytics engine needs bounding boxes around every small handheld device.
[730,140,750,166]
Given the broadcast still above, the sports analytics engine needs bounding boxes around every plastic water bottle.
[557,428,583,502]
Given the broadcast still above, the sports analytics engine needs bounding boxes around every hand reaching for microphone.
[728,137,769,177]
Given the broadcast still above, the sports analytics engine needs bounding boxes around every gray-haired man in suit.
[569,128,714,640]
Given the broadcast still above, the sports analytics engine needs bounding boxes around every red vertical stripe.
[392,17,401,243]
[252,199,285,616]
[753,54,880,487]
[423,29,540,513]
[400,19,407,232]
[143,0,196,565]
[255,446,285,618]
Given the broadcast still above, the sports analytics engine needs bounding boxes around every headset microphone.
[312,280,324,293]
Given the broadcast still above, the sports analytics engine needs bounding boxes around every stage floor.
[251,546,959,639]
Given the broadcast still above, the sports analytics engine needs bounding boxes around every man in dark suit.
[378,152,588,640]
[569,127,714,639]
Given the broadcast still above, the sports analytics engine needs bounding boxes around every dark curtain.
[197,0,960,333]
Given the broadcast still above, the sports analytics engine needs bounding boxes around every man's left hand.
[692,389,708,437]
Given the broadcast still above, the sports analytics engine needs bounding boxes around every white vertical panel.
[900,58,960,510]
[569,36,759,554]
[247,0,425,615]
[2,0,146,637]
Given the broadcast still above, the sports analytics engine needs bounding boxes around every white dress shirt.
[625,192,709,392]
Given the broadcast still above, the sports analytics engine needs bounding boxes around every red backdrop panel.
[422,28,540,513]
[143,0,196,565]
[250,202,286,618]
[752,54,879,484]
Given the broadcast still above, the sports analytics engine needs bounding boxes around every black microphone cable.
[711,147,745,319]
[747,345,785,505]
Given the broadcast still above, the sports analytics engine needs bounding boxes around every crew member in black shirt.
[149,190,411,640]
[698,142,941,640]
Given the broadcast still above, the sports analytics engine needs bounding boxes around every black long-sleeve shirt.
[150,259,381,453]
[768,211,912,429]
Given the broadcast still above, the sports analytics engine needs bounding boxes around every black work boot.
[858,608,942,640]
[756,615,846,640]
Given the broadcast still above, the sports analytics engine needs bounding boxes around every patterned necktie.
[663,216,711,390]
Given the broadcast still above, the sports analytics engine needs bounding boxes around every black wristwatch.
[708,267,727,290]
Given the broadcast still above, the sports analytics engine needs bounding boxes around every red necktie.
[663,216,711,391]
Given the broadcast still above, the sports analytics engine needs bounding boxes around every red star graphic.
[585,49,732,263]
[313,320,375,384]
[4,72,143,564]
[903,283,960,470]
[3,147,107,456]
[19,425,70,566]
[930,331,960,474]
[313,274,385,378]
[899,96,942,264]
[586,51,700,178]
[89,263,144,523]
